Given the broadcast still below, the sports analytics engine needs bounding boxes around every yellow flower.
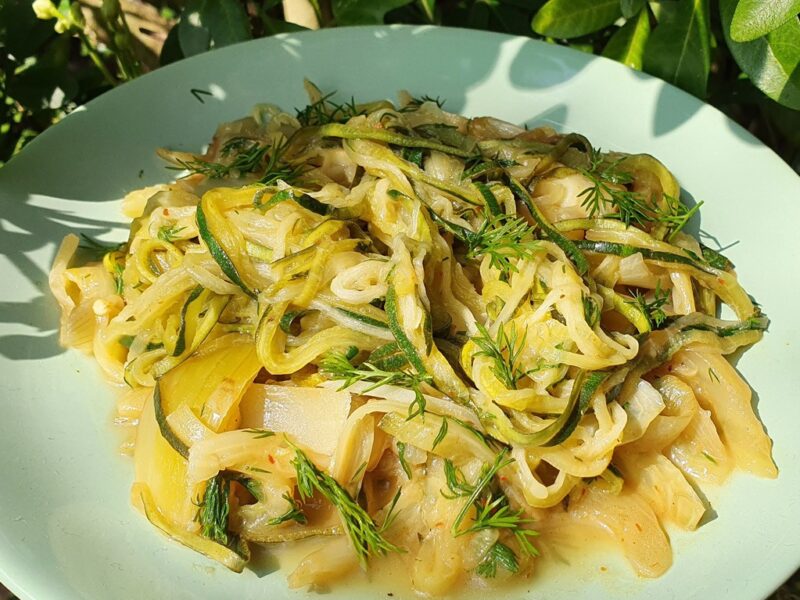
[32,0,58,20]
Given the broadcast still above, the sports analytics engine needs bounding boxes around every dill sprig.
[660,194,704,242]
[451,449,513,535]
[171,138,270,179]
[471,322,530,390]
[78,233,125,261]
[296,91,365,126]
[432,418,448,450]
[195,475,231,545]
[442,459,476,499]
[258,137,304,185]
[579,148,704,237]
[157,224,186,243]
[399,94,445,112]
[465,214,540,275]
[243,428,276,439]
[450,449,539,558]
[579,151,652,227]
[396,441,412,479]
[320,351,432,419]
[292,448,403,568]
[628,282,670,328]
[476,541,519,578]
[267,493,308,526]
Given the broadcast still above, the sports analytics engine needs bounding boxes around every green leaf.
[603,8,651,69]
[620,0,645,19]
[643,0,711,98]
[160,23,184,66]
[6,64,78,111]
[418,0,436,23]
[178,0,252,57]
[333,0,415,25]
[731,0,800,42]
[262,15,309,34]
[721,0,800,109]
[532,0,622,39]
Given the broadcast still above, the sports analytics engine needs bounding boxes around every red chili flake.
[164,208,170,216]
[635,522,643,532]
[268,455,275,464]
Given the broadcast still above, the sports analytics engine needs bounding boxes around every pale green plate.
[0,26,798,600]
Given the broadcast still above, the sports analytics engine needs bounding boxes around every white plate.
[1,25,799,600]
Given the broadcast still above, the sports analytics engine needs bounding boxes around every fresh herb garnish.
[267,493,308,526]
[397,441,412,479]
[243,428,275,439]
[292,448,402,568]
[450,449,539,558]
[399,94,445,112]
[660,194,703,242]
[442,459,476,499]
[476,541,519,578]
[320,351,432,420]
[432,418,448,450]
[465,214,540,275]
[628,282,670,328]
[195,474,231,545]
[471,322,531,390]
[171,139,270,179]
[296,91,365,126]
[579,151,652,228]
[157,224,186,243]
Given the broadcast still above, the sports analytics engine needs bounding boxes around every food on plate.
[49,81,776,595]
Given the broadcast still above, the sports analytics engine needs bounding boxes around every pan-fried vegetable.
[50,83,775,596]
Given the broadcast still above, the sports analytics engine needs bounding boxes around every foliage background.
[0,0,799,172]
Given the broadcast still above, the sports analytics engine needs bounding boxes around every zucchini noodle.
[50,82,776,594]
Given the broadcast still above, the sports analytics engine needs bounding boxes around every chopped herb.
[267,493,308,526]
[442,460,475,499]
[171,140,270,179]
[476,541,519,578]
[579,149,652,228]
[449,448,540,557]
[243,428,275,439]
[432,418,448,450]
[661,194,704,242]
[112,261,125,295]
[379,489,402,533]
[296,91,365,126]
[399,94,445,112]
[471,322,530,390]
[708,368,720,383]
[397,441,412,479]
[195,475,231,545]
[465,213,540,276]
[702,451,718,465]
[319,351,432,420]
[628,282,670,328]
[292,448,403,568]
[157,224,186,243]
[247,466,272,474]
[350,461,368,484]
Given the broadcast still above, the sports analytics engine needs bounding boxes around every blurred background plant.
[1,0,799,172]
